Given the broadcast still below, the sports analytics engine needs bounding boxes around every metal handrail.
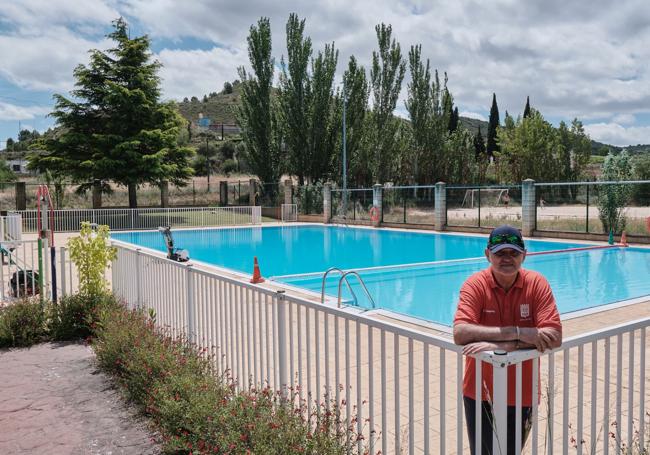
[337,271,376,309]
[320,267,354,303]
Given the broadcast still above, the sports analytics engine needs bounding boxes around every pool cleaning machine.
[158,226,190,262]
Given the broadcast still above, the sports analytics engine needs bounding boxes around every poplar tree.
[342,56,371,187]
[279,14,311,185]
[307,43,339,182]
[237,17,284,187]
[369,23,406,183]
[278,14,339,184]
[486,93,500,159]
[30,18,193,208]
[405,44,431,185]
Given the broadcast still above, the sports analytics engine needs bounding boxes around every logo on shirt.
[520,303,530,319]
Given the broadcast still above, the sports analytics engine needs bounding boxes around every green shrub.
[67,222,117,296]
[49,293,119,341]
[93,304,367,454]
[0,299,47,348]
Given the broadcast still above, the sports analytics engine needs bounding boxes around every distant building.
[6,159,36,175]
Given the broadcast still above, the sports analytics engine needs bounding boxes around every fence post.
[219,181,228,206]
[276,290,288,398]
[435,182,447,231]
[372,184,383,227]
[60,247,67,297]
[186,264,195,345]
[323,183,332,224]
[284,179,293,205]
[135,248,142,309]
[491,358,509,455]
[92,179,102,209]
[15,182,26,211]
[249,179,257,206]
[160,180,169,208]
[521,179,536,236]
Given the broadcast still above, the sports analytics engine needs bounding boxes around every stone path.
[0,341,159,455]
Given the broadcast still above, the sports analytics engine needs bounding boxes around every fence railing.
[0,239,78,301]
[111,241,650,454]
[13,206,262,233]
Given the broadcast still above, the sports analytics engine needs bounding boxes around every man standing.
[453,225,562,455]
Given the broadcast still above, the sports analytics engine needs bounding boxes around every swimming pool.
[112,225,650,326]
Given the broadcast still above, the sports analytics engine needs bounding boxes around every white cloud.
[459,111,486,122]
[584,122,650,147]
[0,102,51,121]
[0,0,117,32]
[612,114,636,125]
[0,29,109,92]
[157,47,249,101]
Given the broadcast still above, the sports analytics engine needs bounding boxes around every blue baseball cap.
[487,225,525,253]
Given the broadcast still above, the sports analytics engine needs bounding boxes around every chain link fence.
[382,186,436,225]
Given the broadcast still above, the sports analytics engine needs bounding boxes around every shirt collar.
[487,268,525,290]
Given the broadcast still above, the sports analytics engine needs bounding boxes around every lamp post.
[342,79,348,219]
[205,135,210,192]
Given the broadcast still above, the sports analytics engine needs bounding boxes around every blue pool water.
[112,226,650,326]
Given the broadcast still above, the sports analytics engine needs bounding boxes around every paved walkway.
[0,341,159,455]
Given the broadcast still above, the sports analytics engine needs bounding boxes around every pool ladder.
[320,267,376,309]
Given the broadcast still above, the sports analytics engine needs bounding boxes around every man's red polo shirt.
[454,268,562,406]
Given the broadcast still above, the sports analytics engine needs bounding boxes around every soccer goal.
[461,189,509,208]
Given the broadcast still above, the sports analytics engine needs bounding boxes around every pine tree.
[29,18,193,208]
[523,96,531,118]
[486,93,500,159]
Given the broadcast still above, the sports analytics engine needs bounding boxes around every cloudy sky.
[1,0,650,148]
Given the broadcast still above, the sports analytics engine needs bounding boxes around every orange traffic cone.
[621,231,629,247]
[250,256,265,283]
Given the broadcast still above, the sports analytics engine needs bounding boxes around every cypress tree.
[448,106,459,132]
[474,126,486,160]
[486,93,500,159]
[523,96,531,118]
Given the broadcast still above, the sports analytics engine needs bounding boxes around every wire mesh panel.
[536,181,650,238]
[478,185,522,229]
[331,189,373,221]
[295,185,323,215]
[447,187,480,227]
[382,186,436,225]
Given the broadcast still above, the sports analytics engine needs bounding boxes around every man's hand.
[519,327,561,352]
[462,341,516,355]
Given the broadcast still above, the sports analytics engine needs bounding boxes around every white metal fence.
[13,206,262,233]
[111,241,650,454]
[0,239,78,301]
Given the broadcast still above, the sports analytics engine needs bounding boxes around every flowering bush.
[0,298,47,347]
[93,303,372,454]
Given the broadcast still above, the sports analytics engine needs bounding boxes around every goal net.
[461,189,509,209]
